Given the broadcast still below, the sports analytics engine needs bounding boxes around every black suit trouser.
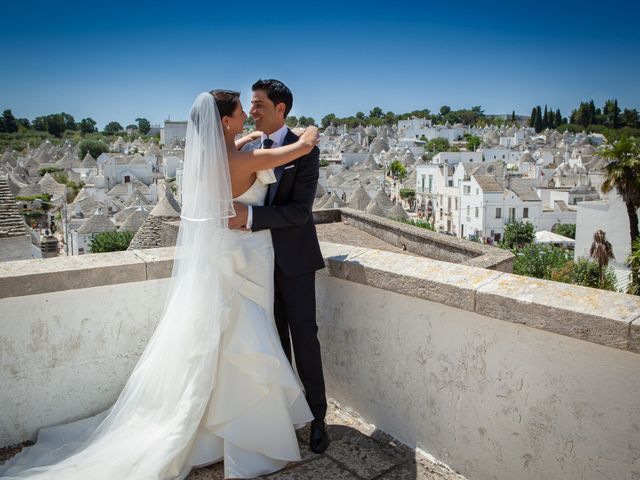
[273,265,327,423]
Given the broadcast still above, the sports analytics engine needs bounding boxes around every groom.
[229,79,329,453]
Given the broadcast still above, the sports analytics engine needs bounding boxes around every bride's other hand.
[228,202,249,230]
[248,130,263,140]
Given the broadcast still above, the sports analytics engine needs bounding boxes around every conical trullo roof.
[126,189,150,207]
[373,188,394,211]
[77,208,117,234]
[387,202,409,220]
[119,205,151,232]
[150,185,181,218]
[365,199,385,217]
[80,152,97,168]
[347,183,371,211]
[314,183,326,199]
[321,192,346,209]
[314,192,331,209]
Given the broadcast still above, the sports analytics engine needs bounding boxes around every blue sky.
[2,0,639,128]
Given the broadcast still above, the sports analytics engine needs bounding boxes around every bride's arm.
[234,130,262,150]
[230,127,319,173]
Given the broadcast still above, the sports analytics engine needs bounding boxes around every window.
[523,207,529,218]
[495,208,502,219]
[467,206,470,216]
[475,207,479,218]
[509,207,516,222]
[124,175,131,183]
[455,198,458,210]
[428,175,433,193]
[476,188,479,195]
[463,186,471,195]
[494,233,501,242]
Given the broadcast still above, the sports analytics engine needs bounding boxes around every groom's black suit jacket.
[251,128,325,277]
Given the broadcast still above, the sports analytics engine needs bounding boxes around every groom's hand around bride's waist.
[228,202,249,230]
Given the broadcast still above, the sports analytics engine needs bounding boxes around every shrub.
[89,231,135,253]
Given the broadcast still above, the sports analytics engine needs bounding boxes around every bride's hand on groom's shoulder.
[299,126,319,152]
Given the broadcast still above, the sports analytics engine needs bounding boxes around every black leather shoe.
[309,420,330,453]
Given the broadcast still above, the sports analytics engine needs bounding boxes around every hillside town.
[0,115,637,293]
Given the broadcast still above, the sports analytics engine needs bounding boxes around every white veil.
[0,93,239,479]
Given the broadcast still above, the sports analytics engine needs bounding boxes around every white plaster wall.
[575,193,638,270]
[0,279,169,446]
[0,236,32,262]
[316,275,640,480]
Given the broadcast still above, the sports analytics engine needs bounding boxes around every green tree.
[17,117,31,129]
[426,137,451,153]
[466,135,481,151]
[2,110,18,133]
[388,160,407,179]
[61,113,76,131]
[104,121,123,133]
[503,221,535,249]
[599,137,640,246]
[369,107,383,118]
[553,223,576,239]
[355,112,366,121]
[555,108,562,127]
[550,258,617,291]
[534,106,543,132]
[529,107,537,128]
[511,110,516,122]
[46,114,66,137]
[79,117,97,134]
[439,105,451,116]
[285,116,298,128]
[510,243,573,279]
[89,231,135,253]
[78,139,108,160]
[321,113,336,129]
[589,229,615,288]
[622,108,639,128]
[135,117,151,135]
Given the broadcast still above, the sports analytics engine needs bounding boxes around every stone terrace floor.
[316,222,421,258]
[0,400,466,479]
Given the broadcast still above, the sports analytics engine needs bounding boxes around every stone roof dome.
[365,199,385,217]
[347,183,372,211]
[119,205,151,232]
[387,202,408,220]
[77,208,116,234]
[149,185,181,218]
[0,176,29,238]
[321,192,346,209]
[80,152,97,168]
[373,188,394,211]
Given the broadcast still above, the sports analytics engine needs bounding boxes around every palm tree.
[589,230,615,288]
[627,236,640,295]
[600,137,640,246]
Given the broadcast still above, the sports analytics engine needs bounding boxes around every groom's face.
[250,89,285,134]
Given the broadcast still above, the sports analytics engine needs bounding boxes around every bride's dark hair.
[210,89,240,119]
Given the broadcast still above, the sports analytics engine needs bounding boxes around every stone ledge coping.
[1,244,638,353]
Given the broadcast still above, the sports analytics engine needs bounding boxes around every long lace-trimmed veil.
[0,92,240,479]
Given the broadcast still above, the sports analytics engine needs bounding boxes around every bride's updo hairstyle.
[210,89,241,120]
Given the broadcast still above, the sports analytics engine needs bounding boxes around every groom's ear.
[275,102,287,118]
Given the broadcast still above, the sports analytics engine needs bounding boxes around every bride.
[0,91,320,479]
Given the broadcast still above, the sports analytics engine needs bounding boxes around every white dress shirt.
[245,124,290,229]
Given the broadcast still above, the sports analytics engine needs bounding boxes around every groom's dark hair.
[252,79,293,118]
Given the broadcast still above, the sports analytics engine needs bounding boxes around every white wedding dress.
[0,94,314,480]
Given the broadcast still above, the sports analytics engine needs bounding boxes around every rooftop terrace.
[1,233,639,479]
